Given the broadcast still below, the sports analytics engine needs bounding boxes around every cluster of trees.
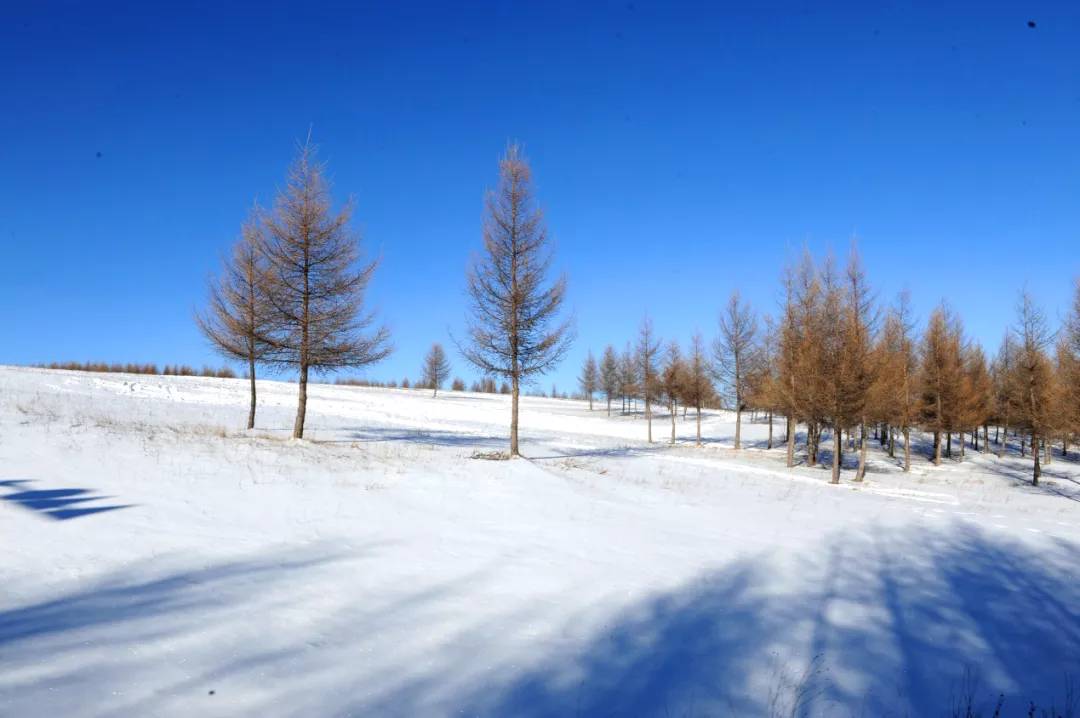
[198,139,390,436]
[41,361,236,378]
[578,248,1080,485]
[199,140,571,452]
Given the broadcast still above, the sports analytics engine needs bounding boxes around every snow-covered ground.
[1,365,1078,717]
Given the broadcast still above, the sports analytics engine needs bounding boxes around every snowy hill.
[1,366,1077,716]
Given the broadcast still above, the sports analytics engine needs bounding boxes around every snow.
[1,365,1078,717]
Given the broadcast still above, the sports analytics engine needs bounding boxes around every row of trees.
[40,361,236,378]
[198,136,1076,479]
[577,249,1080,485]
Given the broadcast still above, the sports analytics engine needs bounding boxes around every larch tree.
[749,315,781,450]
[683,332,714,447]
[260,139,392,439]
[460,144,572,457]
[818,256,849,484]
[422,342,451,397]
[660,341,684,444]
[1012,291,1054,485]
[961,344,992,454]
[195,208,273,430]
[991,333,1017,457]
[919,306,963,465]
[869,292,919,471]
[600,345,619,416]
[714,291,757,450]
[637,315,661,443]
[619,342,638,415]
[840,248,875,482]
[578,351,599,410]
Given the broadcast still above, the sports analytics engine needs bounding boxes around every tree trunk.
[831,426,841,484]
[606,397,611,417]
[888,427,895,458]
[933,431,941,465]
[786,416,795,467]
[588,393,593,411]
[1032,432,1041,485]
[903,427,911,472]
[646,396,652,443]
[855,422,867,482]
[247,355,257,430]
[734,407,742,450]
[510,375,520,456]
[960,431,966,458]
[696,404,702,447]
[293,363,308,439]
[670,400,676,444]
[767,410,773,450]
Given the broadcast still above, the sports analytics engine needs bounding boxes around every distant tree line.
[40,361,236,378]
[576,246,1080,486]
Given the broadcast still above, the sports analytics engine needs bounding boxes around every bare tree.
[459,144,572,456]
[260,139,392,439]
[619,343,638,415]
[661,341,684,444]
[422,342,451,397]
[600,345,619,416]
[195,208,273,429]
[714,291,758,450]
[637,315,661,443]
[683,332,714,446]
[1013,291,1055,485]
[579,351,599,410]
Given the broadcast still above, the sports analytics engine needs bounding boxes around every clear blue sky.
[3,2,1078,392]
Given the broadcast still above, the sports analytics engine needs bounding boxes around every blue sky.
[2,2,1078,392]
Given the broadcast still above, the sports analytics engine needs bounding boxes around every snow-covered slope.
[1,366,1077,717]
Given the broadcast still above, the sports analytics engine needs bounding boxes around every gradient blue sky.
[2,2,1078,391]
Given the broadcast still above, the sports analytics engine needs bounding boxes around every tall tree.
[661,341,684,444]
[868,292,919,471]
[1012,291,1054,485]
[991,333,1017,458]
[683,332,714,447]
[195,208,273,429]
[714,291,757,450]
[637,315,661,443]
[600,345,619,416]
[460,144,572,456]
[919,305,963,465]
[260,140,391,439]
[961,344,992,454]
[841,248,875,482]
[422,342,451,397]
[578,351,599,410]
[619,342,638,415]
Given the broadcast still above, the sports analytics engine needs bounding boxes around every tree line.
[577,248,1080,486]
[38,361,237,378]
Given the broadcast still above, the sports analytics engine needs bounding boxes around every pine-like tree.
[661,341,684,444]
[600,345,619,416]
[637,316,661,443]
[683,332,714,447]
[579,351,599,410]
[259,139,392,439]
[1012,291,1055,485]
[714,291,757,451]
[195,208,273,429]
[459,144,572,456]
[422,342,451,397]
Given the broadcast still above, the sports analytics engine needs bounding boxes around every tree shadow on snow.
[2,527,1078,716]
[0,479,132,521]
